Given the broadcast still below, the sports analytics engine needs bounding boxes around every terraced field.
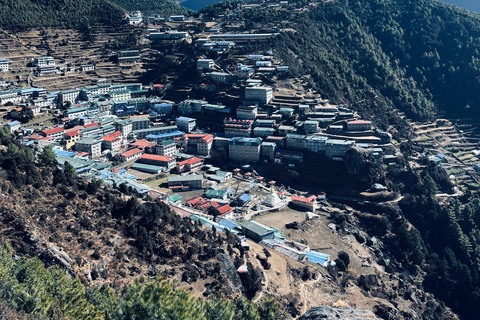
[0,26,149,91]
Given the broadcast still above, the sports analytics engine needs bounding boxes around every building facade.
[229,137,261,163]
[245,86,273,104]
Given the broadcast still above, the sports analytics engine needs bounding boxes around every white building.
[176,117,196,133]
[6,121,21,133]
[0,59,9,72]
[75,138,103,158]
[149,31,190,41]
[127,16,143,25]
[156,139,177,157]
[102,136,121,153]
[306,135,327,153]
[34,56,55,67]
[347,120,372,131]
[207,72,231,83]
[236,105,258,120]
[245,86,273,104]
[58,89,81,104]
[325,139,355,160]
[80,64,95,72]
[229,137,262,163]
[197,59,215,70]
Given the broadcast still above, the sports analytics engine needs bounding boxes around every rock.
[83,269,92,282]
[45,246,74,273]
[357,274,379,291]
[298,306,382,320]
[217,252,242,295]
[373,301,397,320]
[285,221,303,229]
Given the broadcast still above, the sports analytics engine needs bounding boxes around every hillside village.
[1,1,480,317]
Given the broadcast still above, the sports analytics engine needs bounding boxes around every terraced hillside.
[0,26,150,91]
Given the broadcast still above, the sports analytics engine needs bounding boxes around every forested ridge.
[0,0,191,31]
[263,0,480,122]
[109,0,193,16]
[0,0,125,30]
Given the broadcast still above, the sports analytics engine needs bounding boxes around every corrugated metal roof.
[242,220,274,236]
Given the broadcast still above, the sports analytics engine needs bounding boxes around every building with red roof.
[28,134,43,140]
[176,157,204,173]
[181,133,213,156]
[102,135,121,153]
[290,195,318,211]
[131,139,156,153]
[41,127,65,141]
[217,204,234,218]
[117,148,144,162]
[64,130,81,149]
[347,120,372,131]
[187,197,220,213]
[83,123,99,129]
[139,153,176,170]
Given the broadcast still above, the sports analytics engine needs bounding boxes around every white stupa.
[262,192,282,207]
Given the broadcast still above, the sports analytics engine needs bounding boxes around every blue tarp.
[240,194,251,202]
[306,251,330,266]
[218,219,242,231]
[52,149,77,157]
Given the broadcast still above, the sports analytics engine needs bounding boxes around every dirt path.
[253,255,271,304]
[299,276,323,314]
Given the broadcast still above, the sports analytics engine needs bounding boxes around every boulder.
[298,306,382,320]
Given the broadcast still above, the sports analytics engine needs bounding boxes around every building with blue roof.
[52,148,77,158]
[6,121,21,133]
[145,130,184,142]
[305,251,330,266]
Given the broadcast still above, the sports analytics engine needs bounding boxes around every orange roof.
[13,107,22,112]
[65,130,79,137]
[130,114,150,119]
[76,152,90,157]
[84,123,99,128]
[29,134,43,140]
[201,134,214,143]
[218,205,233,215]
[185,134,210,138]
[103,136,120,142]
[140,154,171,162]
[67,126,85,132]
[291,195,317,203]
[120,148,143,158]
[107,131,123,138]
[131,139,156,149]
[39,137,52,141]
[178,157,203,166]
[187,197,207,207]
[42,127,64,135]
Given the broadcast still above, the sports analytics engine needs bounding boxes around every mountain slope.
[264,0,480,122]
[0,0,125,30]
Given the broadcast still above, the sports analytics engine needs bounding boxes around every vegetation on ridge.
[0,0,125,31]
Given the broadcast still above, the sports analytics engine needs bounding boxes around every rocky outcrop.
[298,306,382,320]
[217,252,242,295]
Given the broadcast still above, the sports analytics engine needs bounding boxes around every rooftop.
[42,127,64,135]
[120,148,143,158]
[242,220,274,236]
[168,174,204,182]
[140,154,172,162]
